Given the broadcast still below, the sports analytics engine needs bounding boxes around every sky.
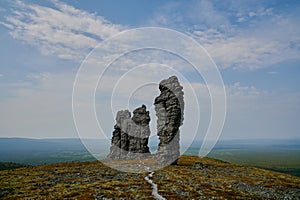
[0,0,300,141]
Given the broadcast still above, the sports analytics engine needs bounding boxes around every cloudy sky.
[0,0,299,141]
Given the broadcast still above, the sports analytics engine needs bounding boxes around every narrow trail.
[143,165,166,200]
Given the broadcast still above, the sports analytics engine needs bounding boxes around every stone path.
[143,164,166,200]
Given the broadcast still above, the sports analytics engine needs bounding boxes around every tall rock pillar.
[154,76,184,165]
[107,110,131,160]
[128,105,151,158]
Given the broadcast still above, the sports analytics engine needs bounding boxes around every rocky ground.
[0,156,299,199]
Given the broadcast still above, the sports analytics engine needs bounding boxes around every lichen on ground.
[0,156,299,199]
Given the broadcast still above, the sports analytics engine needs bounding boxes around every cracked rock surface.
[154,76,184,165]
[107,105,151,160]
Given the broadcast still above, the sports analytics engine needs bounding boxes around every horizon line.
[0,137,300,141]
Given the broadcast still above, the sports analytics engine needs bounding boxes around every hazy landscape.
[1,138,299,177]
[1,0,300,199]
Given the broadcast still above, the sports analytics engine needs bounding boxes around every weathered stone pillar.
[128,105,151,158]
[107,110,131,159]
[154,76,184,165]
[107,105,151,160]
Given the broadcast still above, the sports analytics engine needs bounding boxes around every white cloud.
[3,0,298,70]
[248,8,273,18]
[199,35,291,70]
[150,0,300,70]
[249,12,257,17]
[237,17,246,23]
[27,72,51,81]
[227,82,261,97]
[149,0,231,32]
[191,14,300,69]
[1,0,124,61]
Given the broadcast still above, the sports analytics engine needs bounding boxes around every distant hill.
[0,156,299,199]
[0,162,29,170]
[187,138,300,178]
[0,138,299,177]
[0,138,110,165]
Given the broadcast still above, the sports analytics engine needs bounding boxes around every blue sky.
[0,0,299,140]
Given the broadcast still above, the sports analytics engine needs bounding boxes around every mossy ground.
[0,156,299,199]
